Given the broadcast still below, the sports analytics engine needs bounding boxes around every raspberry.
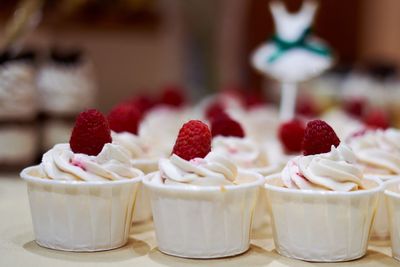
[278,119,305,153]
[205,101,227,121]
[344,98,366,118]
[302,119,340,156]
[296,97,318,117]
[70,109,112,156]
[211,115,245,138]
[243,91,266,109]
[129,94,157,114]
[108,103,141,134]
[172,120,211,160]
[160,85,185,107]
[364,109,389,129]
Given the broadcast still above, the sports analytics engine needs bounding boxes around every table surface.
[1,175,399,267]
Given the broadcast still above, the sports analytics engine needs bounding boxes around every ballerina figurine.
[251,0,333,120]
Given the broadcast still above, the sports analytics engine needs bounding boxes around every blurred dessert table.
[0,175,398,267]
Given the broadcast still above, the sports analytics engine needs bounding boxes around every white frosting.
[282,144,363,191]
[112,131,160,173]
[228,105,279,143]
[348,129,400,175]
[112,131,147,158]
[322,109,364,140]
[138,106,191,157]
[156,152,239,186]
[0,62,37,120]
[36,62,96,115]
[39,143,143,181]
[212,136,268,169]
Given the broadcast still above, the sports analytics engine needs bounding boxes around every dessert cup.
[131,159,158,223]
[21,165,142,252]
[366,175,400,241]
[384,179,400,261]
[264,175,382,262]
[143,170,264,259]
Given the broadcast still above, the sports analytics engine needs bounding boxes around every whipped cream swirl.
[348,129,400,175]
[212,136,268,169]
[111,131,148,158]
[40,143,143,181]
[157,152,238,186]
[282,144,363,191]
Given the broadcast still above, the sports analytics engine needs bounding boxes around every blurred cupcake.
[138,105,190,158]
[229,105,280,144]
[210,114,281,176]
[348,128,400,240]
[37,48,97,152]
[321,108,364,140]
[0,50,39,169]
[108,102,156,223]
[20,109,143,251]
[144,120,263,258]
[37,48,96,115]
[265,120,381,262]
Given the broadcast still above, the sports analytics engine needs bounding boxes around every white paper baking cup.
[143,170,264,259]
[264,175,382,262]
[252,173,281,230]
[131,159,157,223]
[20,166,142,252]
[384,180,400,261]
[366,175,400,241]
[132,183,152,223]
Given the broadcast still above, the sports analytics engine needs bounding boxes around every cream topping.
[111,131,147,158]
[282,144,363,191]
[40,143,143,181]
[212,136,268,169]
[348,129,400,175]
[157,152,238,186]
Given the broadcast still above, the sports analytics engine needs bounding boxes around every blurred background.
[1,0,400,170]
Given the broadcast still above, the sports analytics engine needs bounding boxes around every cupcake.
[37,48,97,152]
[108,102,157,223]
[250,119,306,230]
[143,120,263,258]
[265,120,382,262]
[384,179,400,261]
[20,109,143,251]
[228,104,280,144]
[0,50,39,169]
[348,128,400,240]
[138,106,190,159]
[321,108,365,140]
[210,114,281,175]
[37,48,96,116]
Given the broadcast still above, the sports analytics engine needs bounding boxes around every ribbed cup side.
[267,190,379,262]
[132,183,152,223]
[386,194,400,260]
[148,187,259,258]
[26,181,138,251]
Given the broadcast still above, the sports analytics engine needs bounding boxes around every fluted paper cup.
[21,166,142,252]
[132,183,152,223]
[384,180,400,261]
[131,159,157,223]
[143,170,264,259]
[265,175,382,262]
[366,175,400,241]
[252,173,281,230]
